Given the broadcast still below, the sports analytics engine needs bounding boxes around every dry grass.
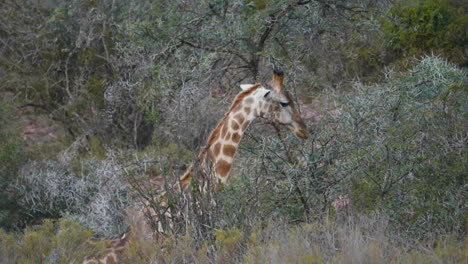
[118,212,467,264]
[5,215,463,264]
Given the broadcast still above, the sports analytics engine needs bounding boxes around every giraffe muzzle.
[296,129,309,139]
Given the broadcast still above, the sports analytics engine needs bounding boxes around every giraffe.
[175,69,308,191]
[80,70,308,263]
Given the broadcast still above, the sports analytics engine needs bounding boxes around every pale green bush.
[0,219,105,264]
[0,103,29,230]
[14,156,134,237]
[334,55,466,236]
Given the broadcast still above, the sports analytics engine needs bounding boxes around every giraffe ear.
[240,84,255,91]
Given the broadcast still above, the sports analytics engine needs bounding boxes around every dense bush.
[0,219,105,264]
[118,213,466,264]
[381,0,467,65]
[0,0,466,262]
[1,213,465,263]
[0,104,29,229]
[333,56,466,236]
[0,0,399,149]
[14,156,135,237]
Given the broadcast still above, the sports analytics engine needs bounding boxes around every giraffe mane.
[198,84,261,160]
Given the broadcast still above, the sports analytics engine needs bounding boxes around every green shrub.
[18,220,55,263]
[337,56,467,236]
[15,158,133,237]
[242,215,467,264]
[53,219,106,264]
[215,228,244,262]
[381,0,467,64]
[0,219,105,264]
[0,104,29,230]
[0,228,18,263]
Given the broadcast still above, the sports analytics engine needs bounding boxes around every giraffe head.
[240,70,308,139]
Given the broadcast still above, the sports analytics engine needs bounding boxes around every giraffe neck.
[207,103,254,183]
[178,84,262,189]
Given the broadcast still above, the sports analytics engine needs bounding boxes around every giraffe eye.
[280,102,290,107]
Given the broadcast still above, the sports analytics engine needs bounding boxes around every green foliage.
[381,0,467,64]
[0,104,29,230]
[18,220,55,263]
[145,104,160,125]
[0,228,18,262]
[86,73,106,109]
[1,0,466,260]
[350,179,382,213]
[0,0,120,141]
[121,236,158,264]
[15,157,133,237]
[433,235,468,263]
[215,228,244,261]
[53,219,105,264]
[117,214,467,264]
[0,219,105,264]
[217,164,308,225]
[338,56,467,236]
[121,229,211,264]
[87,136,107,159]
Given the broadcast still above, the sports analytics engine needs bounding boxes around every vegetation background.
[0,0,466,263]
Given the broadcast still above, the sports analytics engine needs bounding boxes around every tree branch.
[179,39,250,65]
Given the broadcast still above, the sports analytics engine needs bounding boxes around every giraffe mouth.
[296,129,309,139]
[286,123,308,139]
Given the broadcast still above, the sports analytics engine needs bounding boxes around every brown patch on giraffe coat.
[223,144,236,157]
[180,169,192,187]
[200,84,259,153]
[244,107,251,115]
[245,97,254,104]
[208,149,215,161]
[231,120,240,130]
[214,142,221,156]
[204,86,258,137]
[216,159,231,177]
[234,113,244,124]
[232,132,241,143]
